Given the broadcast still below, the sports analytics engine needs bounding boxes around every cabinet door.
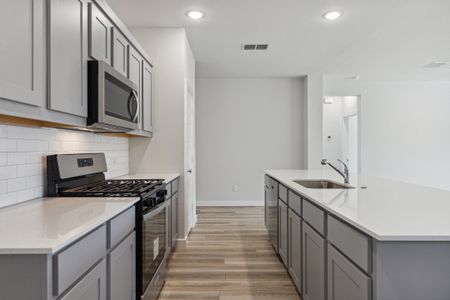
[112,28,129,77]
[128,46,143,128]
[0,0,44,106]
[278,199,288,266]
[172,193,178,246]
[88,3,112,64]
[142,61,153,132]
[288,209,302,293]
[48,0,88,117]
[109,232,136,300]
[166,196,172,251]
[303,222,326,300]
[327,244,370,300]
[61,259,107,300]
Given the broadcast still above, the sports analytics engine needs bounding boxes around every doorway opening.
[322,96,361,174]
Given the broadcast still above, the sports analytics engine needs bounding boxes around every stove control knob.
[156,190,167,197]
[143,198,155,207]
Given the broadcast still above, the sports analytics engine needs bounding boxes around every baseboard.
[196,201,263,207]
[176,238,187,248]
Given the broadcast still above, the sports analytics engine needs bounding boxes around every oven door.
[142,201,167,295]
[88,61,140,132]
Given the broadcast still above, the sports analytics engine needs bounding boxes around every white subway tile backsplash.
[8,153,27,165]
[0,124,129,208]
[7,178,27,192]
[0,166,17,180]
[0,192,17,208]
[0,139,17,152]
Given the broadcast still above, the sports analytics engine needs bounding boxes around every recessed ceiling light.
[322,11,343,21]
[186,10,205,20]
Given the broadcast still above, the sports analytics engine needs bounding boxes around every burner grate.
[61,179,164,196]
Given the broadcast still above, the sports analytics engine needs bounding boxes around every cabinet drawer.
[54,225,107,296]
[302,199,325,235]
[279,184,288,203]
[172,178,179,195]
[288,191,302,216]
[327,215,371,273]
[109,206,135,249]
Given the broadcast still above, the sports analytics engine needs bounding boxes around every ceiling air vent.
[242,43,269,51]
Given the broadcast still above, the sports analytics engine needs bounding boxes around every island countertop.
[0,196,139,254]
[265,169,450,241]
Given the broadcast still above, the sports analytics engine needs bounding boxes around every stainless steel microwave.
[87,60,139,132]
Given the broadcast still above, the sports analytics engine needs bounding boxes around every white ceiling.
[107,0,450,80]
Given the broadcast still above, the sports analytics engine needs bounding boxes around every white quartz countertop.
[115,173,180,183]
[266,169,450,241]
[0,197,139,254]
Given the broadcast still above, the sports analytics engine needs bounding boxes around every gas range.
[46,153,168,300]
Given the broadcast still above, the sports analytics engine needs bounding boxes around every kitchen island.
[265,169,450,300]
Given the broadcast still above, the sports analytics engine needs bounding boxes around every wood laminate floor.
[159,207,301,300]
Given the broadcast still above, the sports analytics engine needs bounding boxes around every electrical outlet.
[232,185,238,192]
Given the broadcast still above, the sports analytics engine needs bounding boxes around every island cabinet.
[264,175,279,251]
[0,206,136,300]
[265,176,373,300]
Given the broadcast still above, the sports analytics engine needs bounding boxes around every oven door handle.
[143,201,166,221]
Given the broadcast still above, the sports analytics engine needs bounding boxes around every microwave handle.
[131,90,140,122]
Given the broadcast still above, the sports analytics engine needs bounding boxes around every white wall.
[324,78,450,190]
[196,78,306,206]
[0,124,128,208]
[306,74,323,169]
[129,28,195,239]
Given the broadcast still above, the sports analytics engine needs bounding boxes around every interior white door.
[185,84,196,232]
[345,115,358,173]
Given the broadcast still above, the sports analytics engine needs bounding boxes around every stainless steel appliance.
[46,153,167,300]
[87,61,140,132]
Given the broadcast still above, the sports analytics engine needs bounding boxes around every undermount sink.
[293,179,355,189]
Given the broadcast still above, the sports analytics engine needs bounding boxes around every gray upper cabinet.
[327,244,371,300]
[112,28,129,77]
[109,232,136,300]
[48,0,89,117]
[61,259,107,300]
[303,222,326,300]
[278,199,288,266]
[142,61,153,132]
[288,209,302,293]
[0,0,45,107]
[88,3,112,64]
[128,46,143,127]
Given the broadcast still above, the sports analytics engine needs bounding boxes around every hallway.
[159,207,301,300]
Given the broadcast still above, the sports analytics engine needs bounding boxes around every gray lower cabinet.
[278,199,288,266]
[48,0,89,117]
[112,28,129,77]
[61,259,107,300]
[0,0,45,107]
[109,232,136,300]
[265,176,279,251]
[302,222,326,300]
[167,195,173,250]
[327,244,370,300]
[288,209,302,293]
[88,2,112,64]
[171,192,178,246]
[142,61,153,133]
